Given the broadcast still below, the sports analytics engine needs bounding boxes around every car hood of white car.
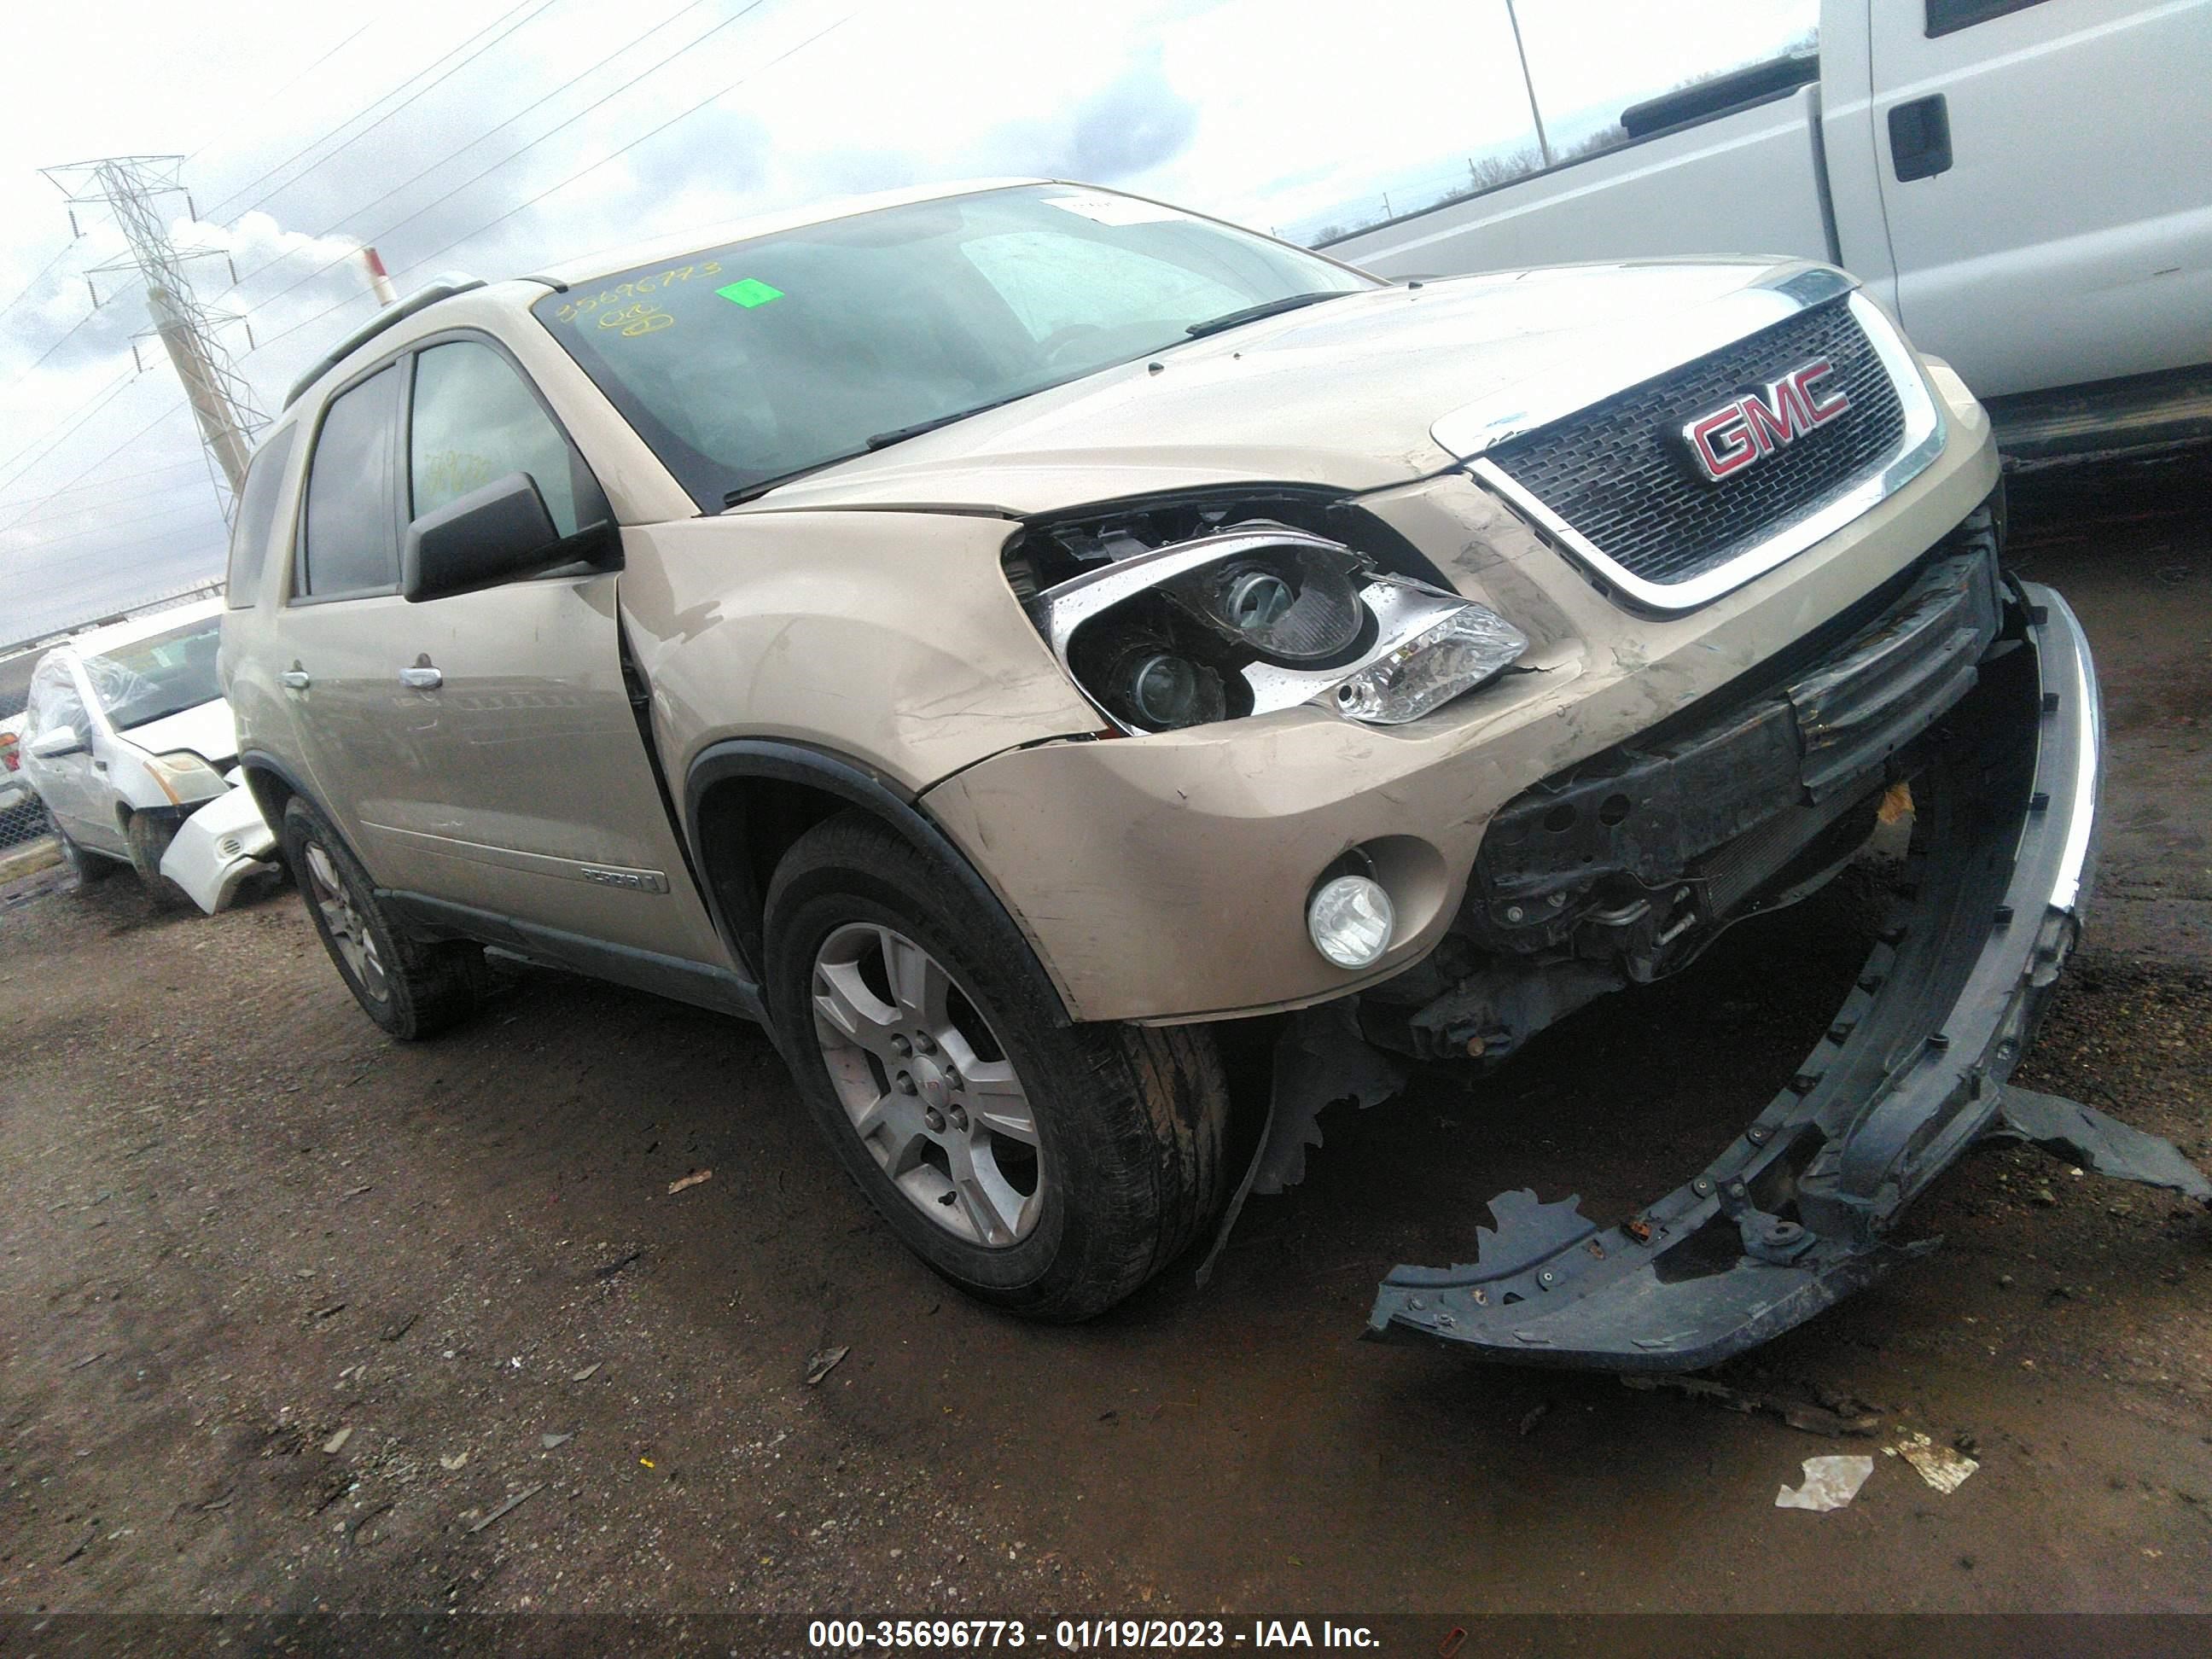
[116,699,241,766]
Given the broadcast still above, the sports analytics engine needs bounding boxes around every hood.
[116,699,240,766]
[734,257,1823,519]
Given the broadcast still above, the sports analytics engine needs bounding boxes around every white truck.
[1324,0,2211,466]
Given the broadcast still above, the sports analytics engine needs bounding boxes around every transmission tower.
[41,154,269,524]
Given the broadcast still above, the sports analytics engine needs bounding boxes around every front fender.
[617,511,1099,797]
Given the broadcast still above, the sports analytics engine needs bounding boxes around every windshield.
[532,184,1376,506]
[82,617,224,730]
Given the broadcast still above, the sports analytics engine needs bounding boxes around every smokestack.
[361,246,398,308]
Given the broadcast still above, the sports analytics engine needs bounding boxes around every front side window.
[81,616,224,730]
[300,366,404,599]
[409,341,583,535]
[533,184,1374,508]
[226,422,300,608]
[25,657,88,743]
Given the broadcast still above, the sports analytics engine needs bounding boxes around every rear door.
[351,334,725,965]
[266,362,428,877]
[1868,0,2212,397]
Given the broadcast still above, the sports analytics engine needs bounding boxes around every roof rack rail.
[281,274,486,411]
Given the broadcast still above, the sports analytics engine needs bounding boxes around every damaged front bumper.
[1368,581,2199,1371]
[158,782,278,914]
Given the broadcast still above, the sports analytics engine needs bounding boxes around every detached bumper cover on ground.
[1367,582,2199,1371]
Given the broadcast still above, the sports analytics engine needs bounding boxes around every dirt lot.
[3,458,2208,1639]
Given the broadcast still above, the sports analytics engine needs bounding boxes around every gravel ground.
[2,458,2206,1645]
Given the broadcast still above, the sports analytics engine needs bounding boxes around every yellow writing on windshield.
[554,261,724,325]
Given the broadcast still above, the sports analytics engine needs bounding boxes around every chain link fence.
[0,783,54,849]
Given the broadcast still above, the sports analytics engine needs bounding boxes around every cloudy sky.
[0,0,1814,644]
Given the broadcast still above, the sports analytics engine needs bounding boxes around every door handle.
[399,665,444,690]
[280,669,311,690]
[1889,94,1952,182]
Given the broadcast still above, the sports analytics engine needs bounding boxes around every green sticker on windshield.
[716,277,783,308]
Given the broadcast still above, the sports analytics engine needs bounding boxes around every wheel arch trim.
[683,737,1074,1027]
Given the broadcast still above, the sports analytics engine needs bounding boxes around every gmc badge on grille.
[1678,358,1850,483]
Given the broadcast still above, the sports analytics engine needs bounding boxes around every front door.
[287,335,724,967]
[1868,0,2212,398]
[20,657,120,853]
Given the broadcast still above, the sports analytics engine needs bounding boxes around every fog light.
[1307,874,1394,969]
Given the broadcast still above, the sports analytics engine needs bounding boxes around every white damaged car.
[18,597,276,912]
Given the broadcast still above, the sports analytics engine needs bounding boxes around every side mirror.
[27,725,85,760]
[401,472,614,603]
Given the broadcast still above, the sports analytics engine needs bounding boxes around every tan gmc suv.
[222,181,2197,1371]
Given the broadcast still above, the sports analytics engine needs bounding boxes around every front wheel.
[282,798,486,1039]
[763,812,1229,1322]
[125,812,195,911]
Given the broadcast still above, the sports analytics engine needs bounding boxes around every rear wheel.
[282,798,486,1039]
[55,825,117,887]
[763,812,1229,1321]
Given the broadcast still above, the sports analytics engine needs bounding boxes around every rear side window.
[224,422,299,608]
[1926,0,2049,36]
[409,341,584,535]
[300,367,403,599]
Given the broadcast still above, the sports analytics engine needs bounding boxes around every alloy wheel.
[303,841,389,1005]
[810,922,1043,1248]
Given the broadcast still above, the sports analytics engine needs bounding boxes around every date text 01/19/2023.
[804,1618,1382,1650]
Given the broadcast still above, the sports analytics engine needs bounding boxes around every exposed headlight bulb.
[1125,652,1225,731]
[1224,570,1295,633]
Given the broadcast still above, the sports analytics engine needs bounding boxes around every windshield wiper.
[722,458,857,508]
[1183,291,1351,339]
[117,702,206,730]
[720,399,1031,504]
[864,391,1033,453]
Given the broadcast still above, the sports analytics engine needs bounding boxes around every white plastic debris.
[1775,1454,1875,1511]
[1891,1431,1978,1493]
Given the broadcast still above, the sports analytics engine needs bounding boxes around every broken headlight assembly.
[1018,519,1527,734]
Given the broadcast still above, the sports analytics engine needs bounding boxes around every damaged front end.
[157,779,279,914]
[1336,515,2200,1370]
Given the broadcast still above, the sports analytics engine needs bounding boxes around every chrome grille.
[1485,300,1907,594]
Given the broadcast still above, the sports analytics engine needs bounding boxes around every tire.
[125,812,195,911]
[282,797,486,1040]
[762,811,1229,1322]
[55,825,117,886]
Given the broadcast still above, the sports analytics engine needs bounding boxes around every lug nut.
[913,1033,936,1054]
[895,1074,917,1095]
[925,1109,946,1132]
[942,1066,962,1090]
[1505,905,1525,923]
[890,1034,912,1057]
[950,1107,968,1130]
